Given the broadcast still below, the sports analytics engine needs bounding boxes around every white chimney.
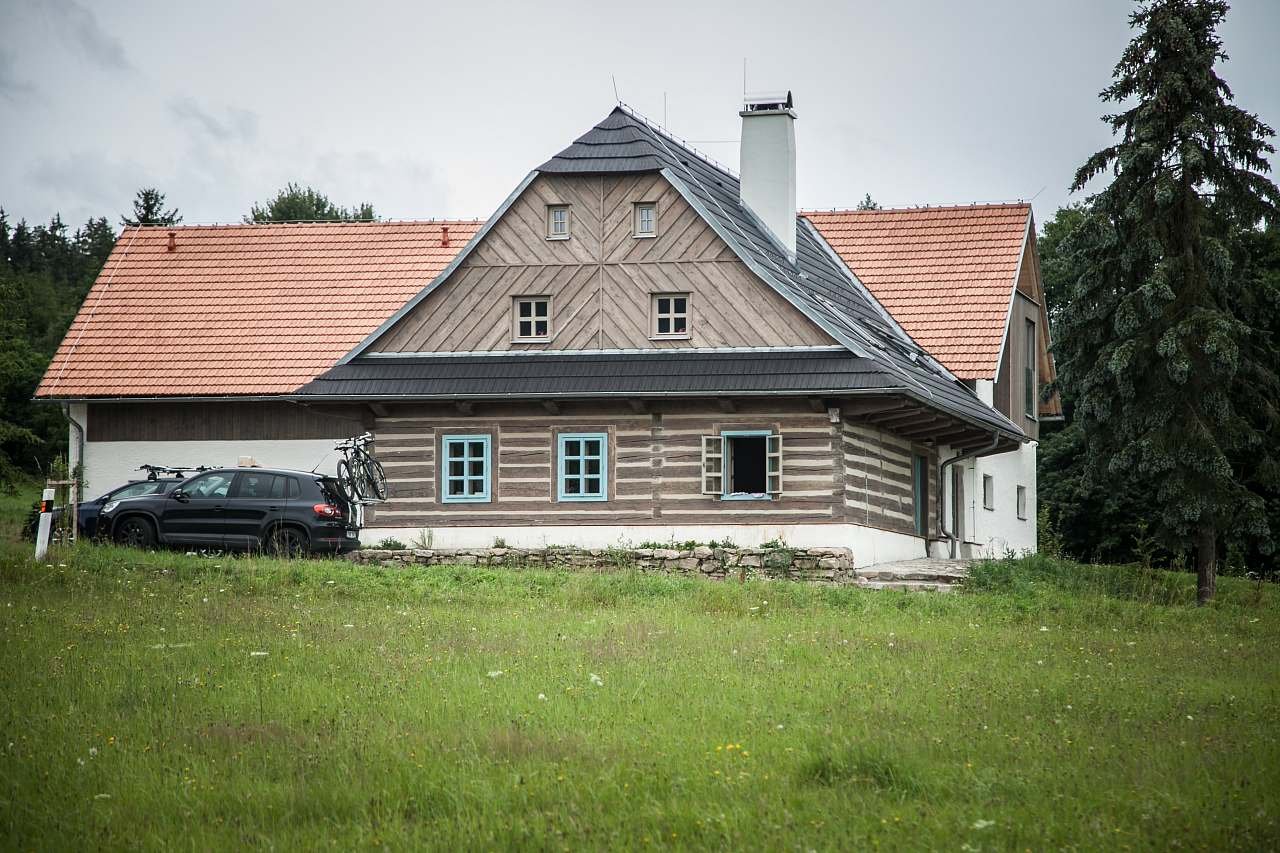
[739,90,798,256]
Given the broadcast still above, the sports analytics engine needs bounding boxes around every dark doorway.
[728,435,767,494]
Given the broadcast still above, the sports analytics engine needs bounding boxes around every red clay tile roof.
[36,221,478,398]
[804,204,1031,380]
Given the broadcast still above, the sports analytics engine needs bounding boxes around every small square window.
[1017,485,1028,520]
[651,292,689,339]
[634,202,657,237]
[546,205,570,240]
[442,435,491,503]
[558,432,607,501]
[513,296,551,341]
[982,474,994,511]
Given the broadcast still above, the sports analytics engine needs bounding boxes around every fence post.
[34,488,56,561]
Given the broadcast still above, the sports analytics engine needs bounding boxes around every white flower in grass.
[250,651,268,658]
[94,793,111,800]
[487,670,504,679]
[972,819,995,830]
[589,673,604,687]
[538,693,547,701]
[343,623,355,628]
[1039,626,1049,632]
[88,747,98,757]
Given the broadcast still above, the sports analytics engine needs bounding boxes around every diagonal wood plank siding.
[372,174,834,354]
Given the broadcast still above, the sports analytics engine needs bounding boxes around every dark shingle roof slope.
[533,106,1022,441]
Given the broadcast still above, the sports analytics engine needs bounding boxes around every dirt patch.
[477,727,593,764]
[199,721,305,746]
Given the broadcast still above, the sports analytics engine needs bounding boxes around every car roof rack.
[137,464,212,481]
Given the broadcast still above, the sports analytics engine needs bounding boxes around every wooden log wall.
[367,399,844,529]
[840,416,938,539]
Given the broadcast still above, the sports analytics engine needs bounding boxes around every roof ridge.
[125,219,484,230]
[802,202,1031,215]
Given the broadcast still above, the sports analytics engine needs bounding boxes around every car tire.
[115,516,156,549]
[267,526,308,558]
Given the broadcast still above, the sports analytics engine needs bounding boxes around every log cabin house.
[36,94,1057,563]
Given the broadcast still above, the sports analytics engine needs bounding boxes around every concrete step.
[856,579,958,593]
[854,567,969,583]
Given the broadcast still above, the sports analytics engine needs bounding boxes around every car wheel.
[115,516,156,549]
[267,526,308,558]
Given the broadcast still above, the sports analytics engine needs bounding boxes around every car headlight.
[102,501,120,514]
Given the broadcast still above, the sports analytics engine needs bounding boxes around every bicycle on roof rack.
[137,464,211,481]
[334,432,387,504]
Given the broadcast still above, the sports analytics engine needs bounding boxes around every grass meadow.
[0,489,1277,849]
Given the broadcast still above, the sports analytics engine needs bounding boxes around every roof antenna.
[663,91,668,128]
[742,58,747,101]
[612,74,620,104]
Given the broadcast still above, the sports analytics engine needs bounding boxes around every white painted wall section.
[80,436,345,499]
[361,522,929,567]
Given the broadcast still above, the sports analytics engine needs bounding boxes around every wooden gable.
[368,172,836,354]
[994,226,1062,438]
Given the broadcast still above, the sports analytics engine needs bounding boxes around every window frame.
[1024,318,1037,419]
[546,204,570,240]
[441,434,492,503]
[633,202,657,238]
[1016,485,1028,520]
[650,292,691,340]
[912,454,929,537]
[556,432,608,502]
[982,474,995,511]
[512,295,552,343]
[714,430,781,501]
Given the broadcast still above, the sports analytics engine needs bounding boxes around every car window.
[234,472,279,500]
[111,481,165,500]
[269,476,301,500]
[182,473,233,499]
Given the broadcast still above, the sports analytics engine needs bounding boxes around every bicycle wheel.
[363,457,387,501]
[335,458,361,503]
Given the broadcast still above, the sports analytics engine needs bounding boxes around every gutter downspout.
[62,403,86,540]
[940,433,1001,559]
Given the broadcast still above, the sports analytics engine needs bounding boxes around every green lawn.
[0,536,1276,850]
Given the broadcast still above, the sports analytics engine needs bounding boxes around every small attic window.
[546,205,570,240]
[651,293,689,339]
[513,296,551,341]
[633,202,656,238]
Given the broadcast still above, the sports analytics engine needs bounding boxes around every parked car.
[79,477,186,538]
[99,467,359,556]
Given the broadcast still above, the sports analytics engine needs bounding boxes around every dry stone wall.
[348,545,854,584]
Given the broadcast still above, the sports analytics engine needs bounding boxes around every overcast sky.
[3,0,1278,231]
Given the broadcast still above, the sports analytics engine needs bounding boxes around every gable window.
[982,474,994,511]
[513,296,551,341]
[651,293,689,339]
[701,431,782,499]
[441,435,491,503]
[912,454,929,536]
[1024,318,1037,418]
[633,202,657,237]
[546,205,570,240]
[557,433,607,501]
[1017,485,1028,520]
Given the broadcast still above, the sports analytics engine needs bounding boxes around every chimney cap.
[743,90,793,112]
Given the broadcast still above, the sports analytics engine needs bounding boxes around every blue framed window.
[442,434,491,503]
[557,432,607,501]
[702,430,782,499]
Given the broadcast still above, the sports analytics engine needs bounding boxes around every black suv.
[100,468,359,555]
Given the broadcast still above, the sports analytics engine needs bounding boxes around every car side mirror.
[172,490,190,503]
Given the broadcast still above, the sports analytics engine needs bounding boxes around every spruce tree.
[1058,0,1280,602]
[121,188,182,227]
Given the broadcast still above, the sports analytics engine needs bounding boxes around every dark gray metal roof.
[295,349,1019,445]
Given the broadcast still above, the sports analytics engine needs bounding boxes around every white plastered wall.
[71,405,345,501]
[950,380,1037,556]
[360,521,929,566]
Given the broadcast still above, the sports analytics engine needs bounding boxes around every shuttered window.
[700,431,782,498]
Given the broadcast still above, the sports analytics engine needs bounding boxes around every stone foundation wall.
[348,545,855,583]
